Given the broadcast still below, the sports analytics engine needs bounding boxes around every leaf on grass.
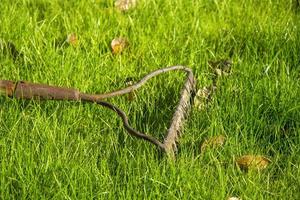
[66,33,79,47]
[200,135,226,152]
[111,37,128,54]
[208,59,232,76]
[194,86,215,110]
[228,197,241,200]
[115,0,137,12]
[236,155,271,171]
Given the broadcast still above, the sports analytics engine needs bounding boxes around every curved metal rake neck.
[0,66,196,157]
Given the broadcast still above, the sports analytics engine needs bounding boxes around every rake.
[0,66,196,158]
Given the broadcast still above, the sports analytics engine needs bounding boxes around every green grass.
[1,0,300,199]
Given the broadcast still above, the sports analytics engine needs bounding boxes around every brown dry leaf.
[208,59,232,76]
[115,0,137,12]
[200,135,226,152]
[194,86,215,110]
[111,37,128,54]
[236,155,271,171]
[66,33,78,47]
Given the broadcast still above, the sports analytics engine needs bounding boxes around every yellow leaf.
[66,33,78,47]
[111,37,128,54]
[115,0,137,12]
[200,135,226,152]
[228,197,241,200]
[236,155,271,171]
[194,86,215,110]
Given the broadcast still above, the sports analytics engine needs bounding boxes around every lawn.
[0,0,300,199]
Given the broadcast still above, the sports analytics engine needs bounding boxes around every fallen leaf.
[125,77,135,86]
[236,155,271,171]
[208,59,232,76]
[194,86,215,110]
[228,197,241,200]
[111,37,128,54]
[115,0,137,11]
[200,135,226,152]
[215,68,223,76]
[66,33,78,47]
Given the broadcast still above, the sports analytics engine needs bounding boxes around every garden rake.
[0,66,196,158]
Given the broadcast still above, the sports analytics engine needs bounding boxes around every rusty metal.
[0,66,196,157]
[0,80,17,97]
[14,81,81,100]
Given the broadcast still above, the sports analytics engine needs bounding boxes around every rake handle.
[0,80,80,100]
